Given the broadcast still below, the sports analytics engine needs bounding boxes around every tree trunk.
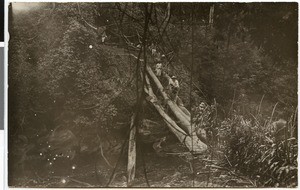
[127,113,137,186]
[129,54,207,152]
[160,3,171,36]
[144,75,207,153]
[178,104,191,117]
[209,5,214,28]
[146,65,196,135]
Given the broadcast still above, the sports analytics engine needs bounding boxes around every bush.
[222,112,297,187]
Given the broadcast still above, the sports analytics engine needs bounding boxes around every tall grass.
[222,111,297,187]
[193,101,297,187]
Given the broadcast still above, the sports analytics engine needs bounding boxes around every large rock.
[139,119,168,143]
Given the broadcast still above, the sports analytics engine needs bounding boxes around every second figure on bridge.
[169,76,179,102]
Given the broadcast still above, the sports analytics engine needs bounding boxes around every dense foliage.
[8,2,297,187]
[223,113,297,187]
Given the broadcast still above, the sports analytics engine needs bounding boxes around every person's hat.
[171,76,176,79]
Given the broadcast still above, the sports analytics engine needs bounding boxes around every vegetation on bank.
[9,2,297,187]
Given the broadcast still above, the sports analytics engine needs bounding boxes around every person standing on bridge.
[161,54,169,74]
[155,51,161,62]
[150,43,157,56]
[155,60,163,78]
[169,76,179,101]
[161,54,166,62]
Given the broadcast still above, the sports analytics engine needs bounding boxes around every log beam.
[146,65,196,135]
[145,75,207,153]
[127,113,137,186]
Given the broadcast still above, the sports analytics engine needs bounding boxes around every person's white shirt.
[156,63,162,69]
[155,63,162,76]
[169,78,179,88]
[169,78,175,86]
[173,79,179,88]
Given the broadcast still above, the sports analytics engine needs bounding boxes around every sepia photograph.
[8,2,297,188]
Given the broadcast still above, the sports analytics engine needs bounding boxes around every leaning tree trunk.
[144,75,207,153]
[146,65,196,135]
[129,53,207,153]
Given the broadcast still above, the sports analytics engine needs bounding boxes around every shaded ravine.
[9,44,255,188]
